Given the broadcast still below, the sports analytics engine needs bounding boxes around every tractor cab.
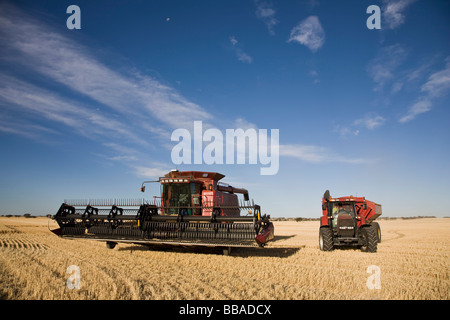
[327,201,357,236]
[324,200,356,224]
[331,202,356,218]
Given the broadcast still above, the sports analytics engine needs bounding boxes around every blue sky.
[0,0,449,217]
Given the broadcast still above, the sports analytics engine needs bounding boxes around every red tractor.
[319,190,382,252]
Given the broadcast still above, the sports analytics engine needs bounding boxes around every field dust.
[0,216,448,300]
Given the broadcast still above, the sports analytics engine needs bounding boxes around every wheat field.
[0,216,448,300]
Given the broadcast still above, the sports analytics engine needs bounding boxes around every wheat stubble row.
[0,217,448,299]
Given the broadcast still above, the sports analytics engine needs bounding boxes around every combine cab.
[50,171,274,254]
[319,190,382,252]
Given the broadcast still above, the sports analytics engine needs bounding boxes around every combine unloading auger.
[50,171,274,253]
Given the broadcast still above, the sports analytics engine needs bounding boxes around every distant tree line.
[0,213,52,218]
[270,216,442,221]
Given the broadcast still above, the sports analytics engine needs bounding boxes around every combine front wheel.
[106,241,117,249]
[223,247,232,256]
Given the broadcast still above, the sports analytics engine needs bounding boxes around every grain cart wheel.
[371,222,381,243]
[319,227,333,251]
[360,225,378,253]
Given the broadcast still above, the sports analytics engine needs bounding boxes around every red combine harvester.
[319,190,382,252]
[51,170,274,255]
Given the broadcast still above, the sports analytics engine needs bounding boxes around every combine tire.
[360,225,378,253]
[371,222,381,243]
[319,227,333,251]
[106,241,117,249]
[222,247,232,256]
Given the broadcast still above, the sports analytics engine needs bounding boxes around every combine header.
[51,171,274,254]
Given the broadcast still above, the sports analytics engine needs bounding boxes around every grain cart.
[319,190,381,252]
[50,170,274,254]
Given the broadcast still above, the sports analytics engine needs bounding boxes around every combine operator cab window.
[163,183,191,215]
[162,182,203,215]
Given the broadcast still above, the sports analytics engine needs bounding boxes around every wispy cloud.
[229,36,253,64]
[254,0,278,35]
[334,125,360,138]
[400,57,450,123]
[288,16,325,53]
[306,0,320,11]
[132,165,172,179]
[354,113,386,130]
[420,58,450,98]
[333,112,386,139]
[367,44,407,92]
[0,113,59,142]
[367,42,449,123]
[310,70,320,84]
[280,144,367,164]
[382,0,417,29]
[224,117,369,166]
[399,99,432,123]
[0,75,146,145]
[0,3,213,178]
[0,3,212,131]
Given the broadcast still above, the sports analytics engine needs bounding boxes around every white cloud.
[280,144,328,163]
[0,73,176,177]
[0,114,59,142]
[399,100,432,123]
[400,57,450,123]
[132,165,171,179]
[0,4,212,130]
[420,58,450,98]
[391,81,403,94]
[280,144,367,164]
[367,44,407,92]
[254,1,278,35]
[306,0,320,10]
[0,3,215,181]
[229,36,253,64]
[333,112,385,139]
[354,113,386,130]
[0,75,146,145]
[310,70,320,84]
[334,125,360,138]
[233,118,258,130]
[382,0,416,29]
[237,52,253,64]
[288,16,325,53]
[109,155,139,162]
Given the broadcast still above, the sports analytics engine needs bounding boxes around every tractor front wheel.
[319,227,333,251]
[360,225,378,253]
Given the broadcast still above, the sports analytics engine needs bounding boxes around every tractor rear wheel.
[319,227,333,251]
[360,225,378,253]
